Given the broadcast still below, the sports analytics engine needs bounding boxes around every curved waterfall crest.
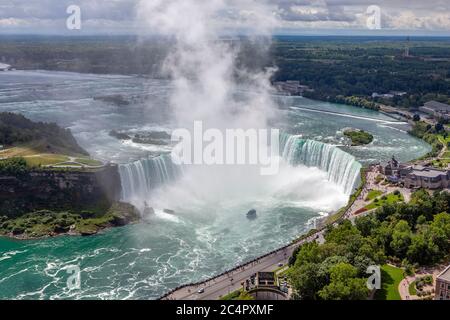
[118,133,361,204]
[118,153,182,203]
[280,133,361,195]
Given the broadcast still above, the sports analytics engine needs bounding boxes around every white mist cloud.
[136,0,278,130]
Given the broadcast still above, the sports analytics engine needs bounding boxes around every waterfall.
[280,134,361,195]
[118,153,182,204]
[118,133,362,206]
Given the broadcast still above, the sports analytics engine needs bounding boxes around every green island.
[343,129,374,146]
[0,112,139,239]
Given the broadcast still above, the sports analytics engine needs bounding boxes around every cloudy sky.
[1,0,450,35]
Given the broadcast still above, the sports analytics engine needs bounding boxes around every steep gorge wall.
[0,165,122,218]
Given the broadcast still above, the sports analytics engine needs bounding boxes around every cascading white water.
[280,134,361,195]
[118,153,182,207]
[119,133,361,209]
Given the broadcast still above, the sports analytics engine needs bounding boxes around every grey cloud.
[0,0,136,20]
[0,0,449,33]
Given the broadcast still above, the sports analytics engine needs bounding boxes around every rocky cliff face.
[0,165,122,218]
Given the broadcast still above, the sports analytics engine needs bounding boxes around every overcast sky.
[1,0,449,36]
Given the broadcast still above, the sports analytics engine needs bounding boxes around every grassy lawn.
[0,144,70,167]
[375,265,404,300]
[0,144,41,157]
[23,154,70,167]
[365,192,404,210]
[52,162,83,167]
[431,158,450,168]
[408,281,417,296]
[0,144,103,168]
[365,190,383,201]
[437,134,450,144]
[74,158,103,166]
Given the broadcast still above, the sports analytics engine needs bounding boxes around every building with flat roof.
[419,101,450,121]
[380,158,450,189]
[402,166,450,189]
[435,265,450,300]
[0,63,11,71]
[256,272,277,287]
[272,81,312,96]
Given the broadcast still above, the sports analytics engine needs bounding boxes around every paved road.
[163,233,321,300]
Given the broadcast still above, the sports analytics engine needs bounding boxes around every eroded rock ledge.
[0,165,140,239]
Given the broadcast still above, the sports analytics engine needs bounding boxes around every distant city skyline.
[0,0,450,36]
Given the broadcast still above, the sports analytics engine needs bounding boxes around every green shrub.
[0,157,28,175]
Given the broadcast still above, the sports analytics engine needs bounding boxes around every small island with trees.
[343,128,374,146]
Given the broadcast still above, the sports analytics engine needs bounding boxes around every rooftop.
[257,272,275,281]
[423,101,450,112]
[437,265,450,282]
[409,166,448,179]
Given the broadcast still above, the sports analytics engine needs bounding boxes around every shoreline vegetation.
[343,128,374,146]
[0,157,140,240]
[0,113,141,240]
[0,202,140,240]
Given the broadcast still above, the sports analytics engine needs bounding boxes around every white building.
[0,63,11,71]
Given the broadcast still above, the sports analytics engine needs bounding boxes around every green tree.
[289,263,325,300]
[318,263,368,300]
[294,242,323,266]
[407,231,440,264]
[390,220,412,258]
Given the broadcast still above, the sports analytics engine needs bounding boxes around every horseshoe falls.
[280,134,361,195]
[119,134,361,209]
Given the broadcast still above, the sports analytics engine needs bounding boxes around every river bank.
[0,202,140,240]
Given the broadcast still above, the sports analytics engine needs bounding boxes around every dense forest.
[271,36,450,109]
[288,190,450,300]
[0,112,88,155]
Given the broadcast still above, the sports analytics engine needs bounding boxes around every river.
[0,70,430,299]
